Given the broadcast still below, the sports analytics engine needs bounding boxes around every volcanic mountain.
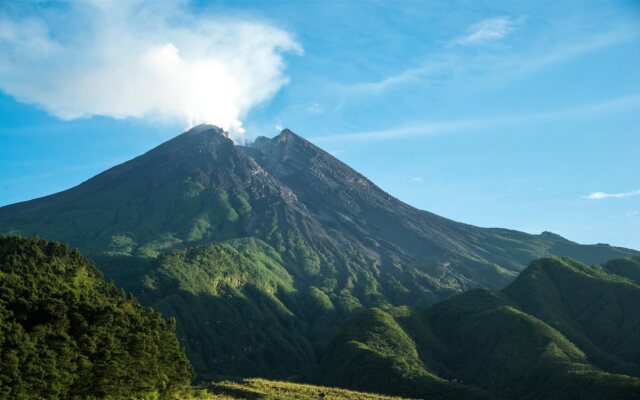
[0,125,637,376]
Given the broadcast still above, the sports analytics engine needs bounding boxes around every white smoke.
[0,1,301,142]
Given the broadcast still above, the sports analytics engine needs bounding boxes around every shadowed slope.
[504,257,640,375]
[321,257,640,399]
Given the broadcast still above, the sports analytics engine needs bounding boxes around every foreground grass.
[188,378,414,399]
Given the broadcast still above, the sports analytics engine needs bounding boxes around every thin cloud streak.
[341,28,634,95]
[583,189,640,200]
[346,60,452,93]
[452,17,516,46]
[503,29,635,77]
[311,94,640,143]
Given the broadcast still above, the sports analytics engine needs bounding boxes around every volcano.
[1,125,637,375]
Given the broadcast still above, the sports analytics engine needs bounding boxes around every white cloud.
[583,189,640,200]
[453,17,516,46]
[0,1,301,142]
[411,177,424,184]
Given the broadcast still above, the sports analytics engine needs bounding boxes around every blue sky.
[1,0,639,249]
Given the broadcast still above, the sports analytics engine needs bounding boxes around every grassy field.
[191,378,413,399]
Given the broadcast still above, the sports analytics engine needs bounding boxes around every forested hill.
[320,256,640,400]
[0,236,192,399]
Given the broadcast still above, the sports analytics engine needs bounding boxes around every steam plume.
[0,1,301,142]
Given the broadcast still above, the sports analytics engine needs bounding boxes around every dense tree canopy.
[0,236,193,399]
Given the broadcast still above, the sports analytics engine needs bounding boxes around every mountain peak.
[277,128,299,139]
[158,124,234,156]
[540,231,567,241]
[185,123,224,134]
[251,128,321,162]
[180,124,229,138]
[274,128,310,146]
[180,124,231,141]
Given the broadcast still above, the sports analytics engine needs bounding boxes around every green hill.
[602,256,640,285]
[319,307,493,399]
[0,236,192,399]
[100,238,318,377]
[503,257,640,375]
[320,257,640,399]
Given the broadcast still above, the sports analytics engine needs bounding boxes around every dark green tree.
[0,236,193,399]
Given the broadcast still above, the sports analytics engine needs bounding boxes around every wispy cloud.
[452,17,516,46]
[307,102,325,114]
[313,120,470,142]
[346,60,452,93]
[411,177,424,184]
[341,28,634,95]
[583,189,640,200]
[312,94,640,142]
[502,29,635,76]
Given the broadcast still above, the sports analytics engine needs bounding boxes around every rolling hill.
[320,256,640,399]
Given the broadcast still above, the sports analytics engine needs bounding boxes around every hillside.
[503,257,640,376]
[106,239,318,377]
[0,236,192,399]
[0,125,637,377]
[321,257,640,399]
